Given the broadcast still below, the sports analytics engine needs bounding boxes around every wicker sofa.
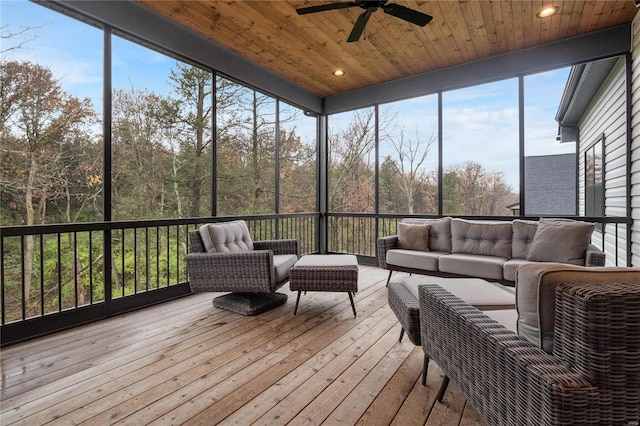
[377,217,606,285]
[419,263,640,426]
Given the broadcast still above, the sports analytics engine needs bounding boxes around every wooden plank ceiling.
[137,1,637,97]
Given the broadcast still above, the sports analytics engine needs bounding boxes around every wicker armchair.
[418,267,640,425]
[186,220,300,315]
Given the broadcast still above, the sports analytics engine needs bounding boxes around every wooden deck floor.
[0,266,485,426]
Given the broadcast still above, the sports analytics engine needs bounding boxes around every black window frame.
[585,134,605,223]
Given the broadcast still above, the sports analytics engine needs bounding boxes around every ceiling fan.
[296,0,433,43]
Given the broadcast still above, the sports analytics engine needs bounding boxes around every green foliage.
[443,171,464,215]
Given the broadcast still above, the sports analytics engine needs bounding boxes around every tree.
[279,126,316,213]
[167,63,212,218]
[385,128,436,214]
[216,80,278,215]
[442,171,464,215]
[445,161,517,215]
[379,155,404,213]
[111,87,172,219]
[328,109,376,213]
[0,60,98,311]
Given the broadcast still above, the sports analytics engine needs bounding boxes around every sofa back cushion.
[198,220,254,253]
[525,218,594,266]
[516,263,640,353]
[511,219,538,259]
[451,218,512,259]
[401,217,452,253]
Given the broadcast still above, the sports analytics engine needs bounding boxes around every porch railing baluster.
[39,235,44,315]
[57,233,62,312]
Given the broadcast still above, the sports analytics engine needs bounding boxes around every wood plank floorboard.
[0,265,486,426]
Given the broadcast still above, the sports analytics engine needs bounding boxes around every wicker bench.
[289,254,359,316]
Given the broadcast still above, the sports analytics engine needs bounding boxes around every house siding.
[632,11,640,267]
[578,57,628,266]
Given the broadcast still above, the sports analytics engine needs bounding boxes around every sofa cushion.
[386,249,445,272]
[526,218,594,265]
[451,218,512,259]
[511,219,538,259]
[198,220,254,253]
[397,222,430,251]
[273,254,298,283]
[438,253,506,280]
[503,258,537,282]
[402,217,452,253]
[516,263,640,353]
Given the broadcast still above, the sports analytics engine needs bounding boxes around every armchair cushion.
[515,263,640,353]
[273,254,299,283]
[198,220,254,253]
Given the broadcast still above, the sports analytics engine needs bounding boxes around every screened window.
[327,108,376,213]
[279,102,317,213]
[216,77,277,215]
[442,79,519,216]
[523,67,576,215]
[1,2,103,226]
[585,138,604,218]
[111,37,213,220]
[379,95,439,215]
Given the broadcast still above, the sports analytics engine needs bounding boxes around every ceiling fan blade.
[296,2,357,15]
[382,3,432,26]
[347,9,373,42]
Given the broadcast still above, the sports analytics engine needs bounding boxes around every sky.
[329,70,574,190]
[3,0,577,190]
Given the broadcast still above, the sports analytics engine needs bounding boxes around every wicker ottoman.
[289,254,359,316]
[388,276,515,345]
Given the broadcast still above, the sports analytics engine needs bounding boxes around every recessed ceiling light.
[536,5,559,18]
[333,69,345,76]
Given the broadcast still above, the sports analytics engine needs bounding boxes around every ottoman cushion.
[388,276,515,345]
[403,276,515,311]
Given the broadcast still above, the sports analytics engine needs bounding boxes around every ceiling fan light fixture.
[536,5,559,18]
[333,69,345,76]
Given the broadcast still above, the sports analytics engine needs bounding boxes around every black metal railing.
[0,211,632,345]
[0,213,319,345]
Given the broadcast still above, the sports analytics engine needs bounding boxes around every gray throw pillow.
[525,218,595,265]
[401,217,452,252]
[397,222,430,251]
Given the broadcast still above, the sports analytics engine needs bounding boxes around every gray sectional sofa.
[377,217,606,285]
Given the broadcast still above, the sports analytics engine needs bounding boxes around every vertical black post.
[103,26,113,316]
[437,92,443,216]
[275,99,281,239]
[319,107,328,254]
[625,53,633,266]
[519,76,526,217]
[374,105,380,261]
[211,72,217,217]
[1,235,5,325]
